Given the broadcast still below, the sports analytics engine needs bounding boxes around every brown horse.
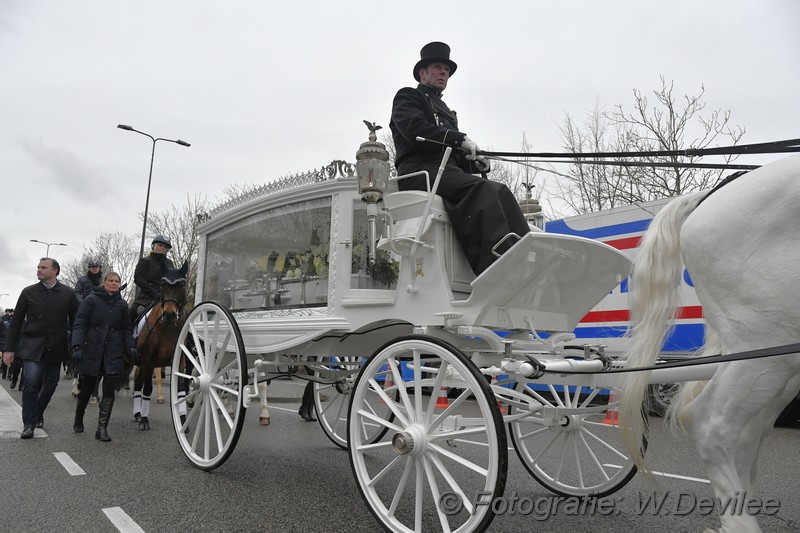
[133,261,190,430]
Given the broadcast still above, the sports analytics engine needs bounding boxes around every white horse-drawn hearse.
[168,125,800,533]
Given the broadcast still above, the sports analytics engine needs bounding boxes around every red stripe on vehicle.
[580,305,703,323]
[601,236,642,250]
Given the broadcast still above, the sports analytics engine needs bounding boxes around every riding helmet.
[151,234,172,249]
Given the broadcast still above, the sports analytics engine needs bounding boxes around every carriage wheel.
[171,301,248,471]
[348,335,506,533]
[508,383,644,497]
[314,356,393,449]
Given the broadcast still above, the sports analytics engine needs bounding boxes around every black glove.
[128,346,140,365]
[474,157,491,173]
[73,349,84,364]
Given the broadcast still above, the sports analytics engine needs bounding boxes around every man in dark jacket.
[130,234,175,324]
[390,41,530,275]
[74,258,103,302]
[0,309,9,379]
[2,258,79,439]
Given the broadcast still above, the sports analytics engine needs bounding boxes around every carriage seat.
[379,190,476,296]
[378,190,449,255]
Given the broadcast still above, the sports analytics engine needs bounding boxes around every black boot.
[298,382,316,422]
[74,397,90,433]
[96,396,114,442]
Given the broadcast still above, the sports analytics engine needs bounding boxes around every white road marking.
[269,405,301,413]
[604,463,710,484]
[103,507,146,533]
[53,452,85,476]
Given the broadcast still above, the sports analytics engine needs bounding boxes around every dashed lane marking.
[103,507,146,533]
[53,452,86,476]
[604,463,710,484]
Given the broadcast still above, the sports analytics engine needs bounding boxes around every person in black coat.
[390,42,531,275]
[71,271,135,441]
[73,258,103,303]
[2,258,79,439]
[130,234,175,325]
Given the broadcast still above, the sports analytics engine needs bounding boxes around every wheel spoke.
[429,442,488,477]
[367,378,409,426]
[422,456,452,533]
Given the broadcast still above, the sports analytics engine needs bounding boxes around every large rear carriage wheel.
[348,335,507,533]
[171,301,248,471]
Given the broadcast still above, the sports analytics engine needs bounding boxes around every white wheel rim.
[349,338,505,533]
[171,302,246,470]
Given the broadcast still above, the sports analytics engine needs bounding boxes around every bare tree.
[145,194,212,304]
[553,77,745,215]
[61,231,139,301]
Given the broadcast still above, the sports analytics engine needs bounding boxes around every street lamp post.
[117,124,190,258]
[29,239,68,257]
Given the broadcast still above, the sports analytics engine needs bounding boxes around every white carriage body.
[195,160,631,374]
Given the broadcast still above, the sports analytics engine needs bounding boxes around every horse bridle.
[160,275,187,322]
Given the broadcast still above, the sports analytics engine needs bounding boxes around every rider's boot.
[74,395,90,433]
[96,396,114,442]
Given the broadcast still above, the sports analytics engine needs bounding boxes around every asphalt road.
[1,374,798,533]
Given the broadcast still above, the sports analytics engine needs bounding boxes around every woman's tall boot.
[74,396,90,433]
[96,396,114,442]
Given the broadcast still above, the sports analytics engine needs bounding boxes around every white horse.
[618,153,800,533]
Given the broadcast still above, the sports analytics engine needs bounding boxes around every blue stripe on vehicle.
[573,324,706,352]
[546,218,652,239]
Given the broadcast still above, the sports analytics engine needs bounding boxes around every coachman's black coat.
[72,287,134,378]
[390,83,530,275]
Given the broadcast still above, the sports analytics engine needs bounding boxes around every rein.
[529,342,800,376]
[415,136,800,170]
[479,138,800,160]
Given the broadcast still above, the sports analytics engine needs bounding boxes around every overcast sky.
[1,0,798,306]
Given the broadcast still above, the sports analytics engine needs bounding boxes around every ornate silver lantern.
[355,121,391,264]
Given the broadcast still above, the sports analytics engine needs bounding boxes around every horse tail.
[618,191,705,471]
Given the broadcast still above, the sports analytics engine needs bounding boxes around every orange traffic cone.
[603,392,619,425]
[435,386,449,409]
[490,375,507,414]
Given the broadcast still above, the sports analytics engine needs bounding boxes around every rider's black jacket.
[132,252,175,307]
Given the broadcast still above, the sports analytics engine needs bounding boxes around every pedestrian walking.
[2,258,79,439]
[71,271,136,442]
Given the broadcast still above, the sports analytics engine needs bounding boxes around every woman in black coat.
[71,271,135,442]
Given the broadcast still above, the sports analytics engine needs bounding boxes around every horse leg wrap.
[141,396,151,418]
[177,391,187,417]
[133,392,142,416]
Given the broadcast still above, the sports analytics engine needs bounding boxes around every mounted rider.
[130,234,175,326]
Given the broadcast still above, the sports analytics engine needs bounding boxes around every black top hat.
[413,42,457,82]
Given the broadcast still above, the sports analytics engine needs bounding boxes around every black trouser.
[398,162,531,275]
[77,374,118,402]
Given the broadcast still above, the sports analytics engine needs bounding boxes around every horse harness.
[136,274,187,349]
